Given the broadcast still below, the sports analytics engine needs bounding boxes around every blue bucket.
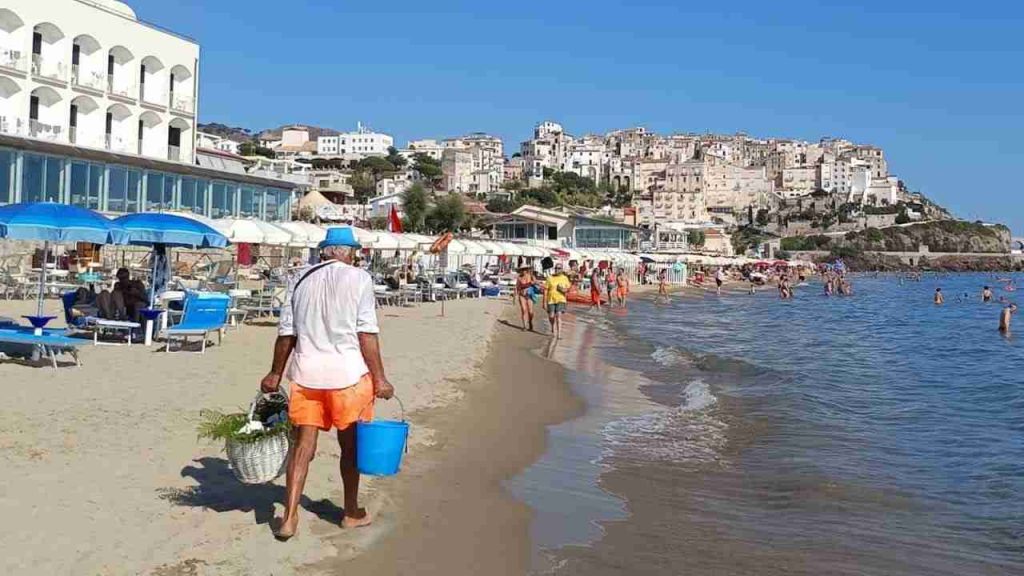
[356,397,409,476]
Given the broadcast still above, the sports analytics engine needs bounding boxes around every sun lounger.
[61,292,141,346]
[0,326,83,369]
[163,292,230,353]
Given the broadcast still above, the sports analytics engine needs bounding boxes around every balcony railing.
[29,119,63,141]
[0,48,26,72]
[139,85,165,107]
[170,96,195,114]
[71,65,105,91]
[105,134,130,153]
[168,145,181,162]
[31,54,67,82]
[0,116,24,136]
[106,74,136,100]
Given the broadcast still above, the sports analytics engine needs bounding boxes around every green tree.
[486,197,521,214]
[756,208,770,227]
[349,171,376,203]
[426,194,466,233]
[401,183,429,232]
[386,146,408,169]
[355,156,398,180]
[237,141,275,159]
[687,230,706,247]
[412,153,443,185]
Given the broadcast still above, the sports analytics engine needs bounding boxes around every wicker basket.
[225,394,291,484]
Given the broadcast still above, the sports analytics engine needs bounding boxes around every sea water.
[507,273,1024,575]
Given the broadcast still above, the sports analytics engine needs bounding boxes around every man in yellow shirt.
[543,263,571,339]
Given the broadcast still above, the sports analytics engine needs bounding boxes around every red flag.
[387,204,403,233]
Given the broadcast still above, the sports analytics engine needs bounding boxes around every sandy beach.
[0,294,557,575]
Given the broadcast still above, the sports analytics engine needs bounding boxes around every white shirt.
[278,261,380,389]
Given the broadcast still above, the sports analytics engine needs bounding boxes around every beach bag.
[226,393,291,484]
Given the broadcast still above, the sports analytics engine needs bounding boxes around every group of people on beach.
[513,261,632,338]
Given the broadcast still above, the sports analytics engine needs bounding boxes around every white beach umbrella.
[499,242,524,256]
[223,218,292,246]
[278,221,326,248]
[445,239,468,254]
[475,240,501,255]
[167,211,233,237]
[218,218,264,244]
[463,240,491,256]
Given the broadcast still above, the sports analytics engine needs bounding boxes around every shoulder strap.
[293,260,338,294]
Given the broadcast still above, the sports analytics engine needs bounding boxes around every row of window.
[0,147,291,221]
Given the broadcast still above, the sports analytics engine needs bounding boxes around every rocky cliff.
[784,221,1011,254]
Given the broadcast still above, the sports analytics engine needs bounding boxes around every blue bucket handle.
[358,393,405,422]
[358,394,408,455]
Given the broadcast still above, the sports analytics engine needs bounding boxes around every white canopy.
[459,240,490,256]
[368,231,417,251]
[278,221,327,248]
[521,245,549,258]
[445,239,468,254]
[220,218,293,246]
[167,211,233,237]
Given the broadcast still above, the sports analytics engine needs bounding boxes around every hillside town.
[196,118,941,256]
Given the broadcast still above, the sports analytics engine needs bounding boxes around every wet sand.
[325,310,583,575]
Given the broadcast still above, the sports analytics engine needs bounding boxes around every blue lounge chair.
[163,292,230,353]
[61,292,141,346]
[0,325,83,369]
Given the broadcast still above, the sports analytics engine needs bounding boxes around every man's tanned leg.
[276,425,319,539]
[338,425,371,527]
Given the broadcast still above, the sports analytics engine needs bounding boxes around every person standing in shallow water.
[982,286,993,303]
[1000,303,1017,333]
[934,288,944,305]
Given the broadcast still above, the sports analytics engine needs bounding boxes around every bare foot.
[273,515,299,541]
[342,507,373,529]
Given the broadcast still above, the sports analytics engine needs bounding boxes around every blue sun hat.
[318,226,362,250]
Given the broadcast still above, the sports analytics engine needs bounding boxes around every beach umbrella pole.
[36,240,49,317]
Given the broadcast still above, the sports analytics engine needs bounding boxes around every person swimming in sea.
[934,288,944,305]
[982,286,993,302]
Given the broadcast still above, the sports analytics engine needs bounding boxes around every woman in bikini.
[516,266,537,331]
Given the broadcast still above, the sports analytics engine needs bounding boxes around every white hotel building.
[0,0,297,220]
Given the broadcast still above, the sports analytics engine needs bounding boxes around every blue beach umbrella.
[112,213,229,307]
[0,202,128,318]
[112,213,229,249]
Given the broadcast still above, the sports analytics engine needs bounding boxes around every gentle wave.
[600,379,727,466]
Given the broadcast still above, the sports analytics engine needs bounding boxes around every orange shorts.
[289,373,375,431]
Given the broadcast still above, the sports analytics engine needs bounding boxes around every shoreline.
[323,303,583,575]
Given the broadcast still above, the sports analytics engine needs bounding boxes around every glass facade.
[574,227,635,249]
[0,146,293,221]
[107,166,128,213]
[0,150,12,205]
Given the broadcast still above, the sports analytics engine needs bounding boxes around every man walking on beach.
[544,264,571,339]
[260,227,395,541]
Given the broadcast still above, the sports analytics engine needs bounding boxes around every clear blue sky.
[133,0,1024,234]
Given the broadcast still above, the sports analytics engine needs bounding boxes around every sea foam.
[600,379,727,466]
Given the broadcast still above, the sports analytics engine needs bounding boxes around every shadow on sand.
[157,457,342,526]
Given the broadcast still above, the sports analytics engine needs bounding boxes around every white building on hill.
[316,122,393,158]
